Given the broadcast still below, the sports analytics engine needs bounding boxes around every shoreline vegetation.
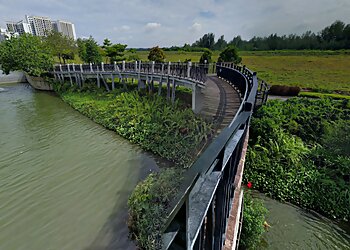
[244,98,350,222]
[53,81,213,249]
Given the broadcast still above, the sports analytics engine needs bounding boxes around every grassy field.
[241,53,350,93]
[134,50,350,94]
[64,50,350,94]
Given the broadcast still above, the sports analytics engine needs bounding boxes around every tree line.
[165,20,350,51]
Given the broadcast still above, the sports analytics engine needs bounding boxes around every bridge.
[53,61,269,250]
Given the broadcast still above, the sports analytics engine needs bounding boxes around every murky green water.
[257,193,350,250]
[0,83,159,250]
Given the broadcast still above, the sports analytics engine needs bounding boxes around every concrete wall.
[0,70,27,84]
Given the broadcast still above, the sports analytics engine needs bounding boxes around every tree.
[44,31,77,64]
[148,46,165,62]
[127,48,140,61]
[105,43,127,62]
[192,33,215,50]
[0,34,53,76]
[199,49,212,63]
[77,36,102,64]
[213,35,228,51]
[218,45,242,63]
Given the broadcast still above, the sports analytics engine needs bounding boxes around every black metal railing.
[160,63,266,250]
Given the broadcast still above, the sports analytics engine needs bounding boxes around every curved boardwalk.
[197,75,242,132]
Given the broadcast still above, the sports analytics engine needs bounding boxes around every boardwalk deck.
[196,75,242,133]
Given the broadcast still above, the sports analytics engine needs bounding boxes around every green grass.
[299,91,350,100]
[58,50,350,95]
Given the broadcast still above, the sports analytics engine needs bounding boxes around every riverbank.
[244,97,350,221]
[54,82,213,249]
[0,70,26,84]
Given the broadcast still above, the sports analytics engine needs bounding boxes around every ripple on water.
[0,84,156,250]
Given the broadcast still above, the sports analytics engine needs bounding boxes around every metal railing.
[160,63,267,250]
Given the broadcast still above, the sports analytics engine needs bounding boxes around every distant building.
[52,20,76,40]
[3,15,76,39]
[26,15,53,36]
[0,27,19,41]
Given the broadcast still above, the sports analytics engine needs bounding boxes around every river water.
[0,83,159,250]
[257,193,350,250]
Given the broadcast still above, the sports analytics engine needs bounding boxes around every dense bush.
[245,98,350,221]
[128,168,183,249]
[239,192,267,249]
[57,84,212,167]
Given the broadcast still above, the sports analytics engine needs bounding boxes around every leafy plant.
[0,34,53,76]
[148,46,166,62]
[239,192,267,249]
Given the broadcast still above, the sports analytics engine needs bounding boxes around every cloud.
[189,22,202,32]
[121,25,130,31]
[145,22,161,31]
[0,0,350,47]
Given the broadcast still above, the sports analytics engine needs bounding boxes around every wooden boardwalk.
[196,75,242,132]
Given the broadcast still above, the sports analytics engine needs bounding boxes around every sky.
[1,0,350,48]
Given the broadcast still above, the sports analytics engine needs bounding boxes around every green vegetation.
[241,53,350,94]
[148,46,166,62]
[0,34,53,76]
[54,81,212,249]
[44,31,77,64]
[56,84,211,167]
[101,38,128,63]
[77,36,102,64]
[128,168,183,249]
[299,91,350,100]
[199,49,213,63]
[218,45,242,63]
[239,192,268,250]
[244,98,350,221]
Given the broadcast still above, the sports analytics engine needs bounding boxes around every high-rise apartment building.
[25,15,53,36]
[5,21,32,35]
[52,20,76,40]
[3,15,76,39]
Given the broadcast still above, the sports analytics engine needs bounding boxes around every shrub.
[239,192,267,249]
[128,168,183,249]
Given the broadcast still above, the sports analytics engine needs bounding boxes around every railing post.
[101,62,104,72]
[90,63,93,72]
[168,62,171,75]
[152,61,155,74]
[138,61,142,73]
[72,63,75,72]
[122,61,125,72]
[135,61,138,71]
[187,61,192,78]
[114,61,117,71]
[80,64,83,72]
[59,64,62,72]
[67,64,70,72]
[161,64,165,75]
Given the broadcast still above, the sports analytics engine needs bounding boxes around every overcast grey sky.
[1,0,350,47]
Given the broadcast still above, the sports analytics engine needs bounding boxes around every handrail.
[53,61,209,85]
[161,62,265,250]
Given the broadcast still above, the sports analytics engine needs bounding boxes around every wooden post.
[171,78,176,103]
[97,74,100,88]
[122,61,126,72]
[101,62,104,71]
[90,63,93,72]
[80,64,83,72]
[167,76,171,100]
[59,64,62,72]
[72,63,75,72]
[192,83,197,111]
[111,74,115,90]
[187,61,192,78]
[158,76,163,95]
